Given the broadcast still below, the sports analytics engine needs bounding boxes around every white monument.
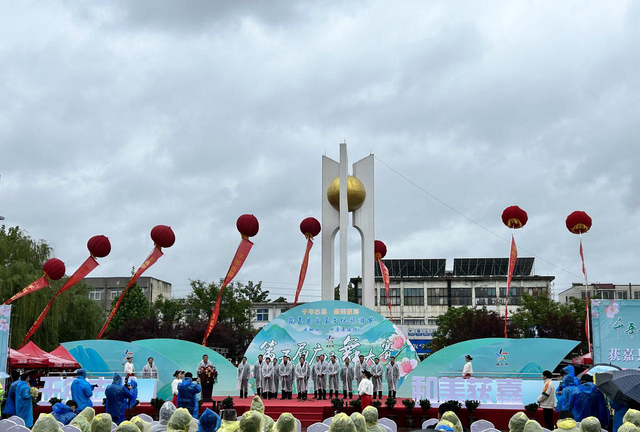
[321,144,375,309]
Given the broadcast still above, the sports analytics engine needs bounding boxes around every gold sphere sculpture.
[327,176,366,212]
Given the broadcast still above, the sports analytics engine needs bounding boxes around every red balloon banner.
[502,206,527,338]
[202,215,258,346]
[501,206,528,229]
[375,240,392,321]
[294,218,321,307]
[97,226,174,339]
[20,235,112,347]
[4,258,66,305]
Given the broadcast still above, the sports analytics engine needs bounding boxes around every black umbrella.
[595,369,640,404]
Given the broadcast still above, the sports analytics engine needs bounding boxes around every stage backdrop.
[62,339,239,400]
[397,337,579,408]
[243,300,419,393]
[0,305,11,376]
[591,299,640,367]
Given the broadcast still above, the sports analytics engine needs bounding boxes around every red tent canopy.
[572,353,593,366]
[9,348,48,368]
[18,341,78,369]
[49,345,80,369]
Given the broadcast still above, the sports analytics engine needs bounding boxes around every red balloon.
[237,214,259,238]
[374,240,387,259]
[566,211,592,234]
[300,217,321,238]
[87,235,111,258]
[151,225,176,248]
[43,258,65,280]
[501,206,528,229]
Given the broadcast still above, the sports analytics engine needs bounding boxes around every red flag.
[377,257,392,321]
[580,238,592,357]
[202,238,254,346]
[4,276,50,305]
[294,238,314,307]
[97,247,164,339]
[504,235,518,338]
[20,256,99,347]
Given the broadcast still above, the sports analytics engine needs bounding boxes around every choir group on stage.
[238,353,401,401]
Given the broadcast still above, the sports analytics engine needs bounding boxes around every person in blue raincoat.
[177,372,202,418]
[71,369,94,412]
[15,373,34,427]
[106,373,133,425]
[126,379,139,409]
[3,378,21,417]
[198,409,221,432]
[568,374,609,425]
[556,366,580,412]
[52,401,77,425]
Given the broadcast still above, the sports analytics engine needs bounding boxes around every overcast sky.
[1,1,638,302]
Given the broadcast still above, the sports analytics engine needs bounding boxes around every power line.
[374,155,584,280]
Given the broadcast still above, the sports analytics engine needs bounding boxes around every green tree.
[334,282,357,302]
[0,225,105,350]
[105,278,150,335]
[237,281,269,303]
[431,306,505,351]
[272,296,288,303]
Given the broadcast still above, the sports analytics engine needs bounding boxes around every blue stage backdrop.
[591,299,640,366]
[243,300,419,393]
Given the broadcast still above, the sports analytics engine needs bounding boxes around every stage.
[36,396,553,429]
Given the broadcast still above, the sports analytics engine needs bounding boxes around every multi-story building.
[84,276,172,314]
[351,257,554,357]
[558,283,640,303]
[250,302,297,329]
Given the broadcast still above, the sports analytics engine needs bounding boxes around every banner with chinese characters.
[243,300,419,394]
[398,337,579,403]
[591,299,640,366]
[0,305,11,375]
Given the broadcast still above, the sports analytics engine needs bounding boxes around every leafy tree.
[334,282,357,302]
[430,306,505,351]
[237,281,269,303]
[0,225,105,350]
[272,296,288,303]
[104,277,150,335]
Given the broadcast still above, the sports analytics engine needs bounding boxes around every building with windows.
[558,283,640,303]
[351,257,554,357]
[84,276,172,314]
[250,302,297,329]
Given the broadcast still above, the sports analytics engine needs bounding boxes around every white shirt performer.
[279,356,294,400]
[261,358,275,399]
[462,355,473,378]
[327,355,341,398]
[385,357,400,398]
[340,358,355,399]
[237,356,252,399]
[358,370,374,410]
[313,355,328,400]
[295,356,309,401]
[124,357,135,376]
[311,356,319,399]
[354,355,368,386]
[142,357,158,379]
[370,358,383,400]
[253,355,264,397]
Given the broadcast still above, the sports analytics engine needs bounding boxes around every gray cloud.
[1,1,639,302]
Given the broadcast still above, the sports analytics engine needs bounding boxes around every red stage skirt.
[173,395,177,406]
[361,394,372,411]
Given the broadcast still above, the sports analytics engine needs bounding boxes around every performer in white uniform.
[340,357,355,399]
[295,355,309,400]
[273,358,281,397]
[237,356,251,399]
[311,356,320,399]
[462,355,473,378]
[261,357,275,399]
[354,355,368,387]
[385,356,400,398]
[370,358,383,400]
[279,356,294,400]
[253,355,264,397]
[313,354,328,400]
[327,355,340,399]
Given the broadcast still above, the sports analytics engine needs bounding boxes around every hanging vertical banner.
[202,238,254,345]
[20,257,99,347]
[0,305,11,376]
[294,238,314,307]
[5,277,50,305]
[580,238,592,355]
[97,247,164,339]
[377,257,392,320]
[504,235,518,338]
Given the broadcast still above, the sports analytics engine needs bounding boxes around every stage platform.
[36,396,553,430]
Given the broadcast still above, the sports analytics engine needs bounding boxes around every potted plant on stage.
[332,397,345,415]
[445,400,462,415]
[48,397,62,406]
[464,400,480,425]
[349,399,362,412]
[402,398,416,428]
[384,397,397,422]
[419,399,432,424]
[150,398,166,420]
[372,400,382,409]
[525,403,539,419]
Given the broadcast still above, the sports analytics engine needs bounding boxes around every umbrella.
[578,364,622,378]
[595,369,640,404]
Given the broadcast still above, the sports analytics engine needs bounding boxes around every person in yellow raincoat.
[362,407,385,432]
[329,413,355,432]
[117,421,141,432]
[441,412,463,432]
[625,410,640,429]
[249,396,274,432]
[350,412,366,432]
[32,413,64,432]
[273,413,296,432]
[218,409,239,432]
[523,420,543,432]
[509,412,528,432]
[618,423,639,432]
[131,416,152,432]
[238,412,262,432]
[92,414,114,432]
[168,408,197,432]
